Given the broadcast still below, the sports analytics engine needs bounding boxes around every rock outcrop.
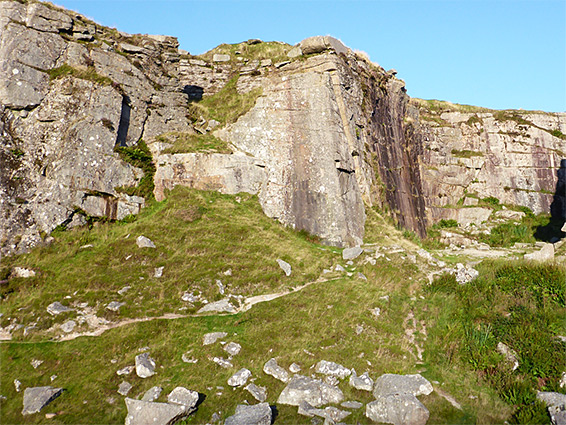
[2,0,564,256]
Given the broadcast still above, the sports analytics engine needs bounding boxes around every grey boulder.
[342,246,363,260]
[245,383,267,402]
[135,352,156,378]
[263,358,290,382]
[142,386,163,402]
[298,400,351,422]
[22,386,64,415]
[228,368,252,387]
[315,360,351,379]
[537,392,566,425]
[118,382,132,396]
[366,393,429,425]
[373,374,433,398]
[276,259,292,276]
[224,342,242,356]
[46,302,73,315]
[277,375,343,407]
[349,370,374,391]
[167,387,199,409]
[197,299,237,314]
[225,402,272,425]
[124,398,194,425]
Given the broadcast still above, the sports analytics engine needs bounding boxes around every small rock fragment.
[349,370,373,391]
[245,383,267,402]
[289,363,301,373]
[263,358,289,382]
[60,320,76,333]
[341,400,363,409]
[212,357,233,368]
[22,387,64,415]
[343,247,363,260]
[203,332,228,345]
[228,368,252,387]
[47,302,73,315]
[136,236,156,248]
[224,342,241,356]
[14,379,21,392]
[497,342,519,371]
[30,359,43,369]
[154,267,164,278]
[225,402,272,425]
[116,366,134,376]
[118,381,132,396]
[12,267,35,278]
[277,259,292,276]
[181,354,198,363]
[106,301,125,312]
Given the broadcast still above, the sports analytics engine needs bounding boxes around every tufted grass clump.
[159,132,232,154]
[46,64,113,86]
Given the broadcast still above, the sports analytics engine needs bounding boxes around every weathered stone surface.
[343,246,363,260]
[203,332,227,345]
[60,320,76,333]
[141,386,162,402]
[118,381,132,396]
[225,402,272,425]
[213,54,230,62]
[22,386,64,415]
[106,301,125,312]
[372,374,433,398]
[135,352,156,378]
[117,366,135,376]
[524,243,555,261]
[287,46,302,58]
[349,370,374,391]
[263,358,290,383]
[197,299,237,314]
[289,363,301,373]
[47,302,73,316]
[223,342,241,356]
[341,400,363,409]
[152,153,267,202]
[315,360,351,379]
[136,236,156,249]
[124,398,193,425]
[366,393,429,425]
[276,259,292,276]
[277,375,344,407]
[299,36,348,55]
[12,267,35,278]
[227,368,252,387]
[537,392,566,425]
[245,383,267,402]
[167,387,198,408]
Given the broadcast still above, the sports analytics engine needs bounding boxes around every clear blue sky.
[54,0,565,112]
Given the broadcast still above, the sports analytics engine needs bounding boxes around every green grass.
[159,132,232,154]
[451,149,484,159]
[46,64,113,86]
[479,212,553,247]
[198,76,262,125]
[114,140,156,201]
[424,260,566,424]
[198,41,293,65]
[0,187,338,340]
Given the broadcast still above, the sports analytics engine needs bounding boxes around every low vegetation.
[198,41,292,65]
[425,261,566,423]
[114,140,156,201]
[159,132,232,155]
[451,149,484,158]
[46,64,113,86]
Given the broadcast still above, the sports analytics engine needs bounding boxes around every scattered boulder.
[287,46,302,58]
[245,383,267,402]
[117,366,135,376]
[12,267,35,278]
[315,360,351,379]
[298,401,351,422]
[537,392,566,425]
[497,342,519,371]
[289,363,301,373]
[46,302,73,316]
[224,342,241,356]
[277,375,344,407]
[299,36,348,55]
[228,368,252,387]
[212,357,233,368]
[203,332,228,345]
[341,400,363,409]
[106,301,125,312]
[350,370,374,391]
[276,259,292,276]
[342,246,363,260]
[372,374,433,398]
[118,382,132,396]
[366,393,429,425]
[124,398,193,425]
[263,358,290,382]
[167,387,199,409]
[225,402,272,425]
[524,243,554,261]
[197,299,237,314]
[22,386,64,415]
[60,320,76,333]
[135,352,156,378]
[136,236,156,248]
[142,386,163,402]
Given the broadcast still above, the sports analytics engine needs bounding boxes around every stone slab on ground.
[277,374,343,407]
[135,352,156,378]
[373,374,433,398]
[366,393,429,425]
[224,402,272,425]
[22,386,64,415]
[203,332,227,345]
[124,398,193,425]
[263,358,290,382]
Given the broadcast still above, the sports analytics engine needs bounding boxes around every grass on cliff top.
[0,186,337,340]
[198,40,292,65]
[158,132,233,155]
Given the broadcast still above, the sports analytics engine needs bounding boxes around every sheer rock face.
[0,0,191,257]
[417,108,566,221]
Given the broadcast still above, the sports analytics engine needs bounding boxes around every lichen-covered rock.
[135,352,156,378]
[224,402,272,425]
[537,392,566,425]
[124,398,194,425]
[366,393,429,425]
[277,374,344,407]
[315,360,351,379]
[22,386,64,415]
[167,387,198,408]
[372,374,433,398]
[263,358,290,383]
[227,368,252,387]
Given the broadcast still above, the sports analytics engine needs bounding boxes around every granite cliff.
[1,0,565,257]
